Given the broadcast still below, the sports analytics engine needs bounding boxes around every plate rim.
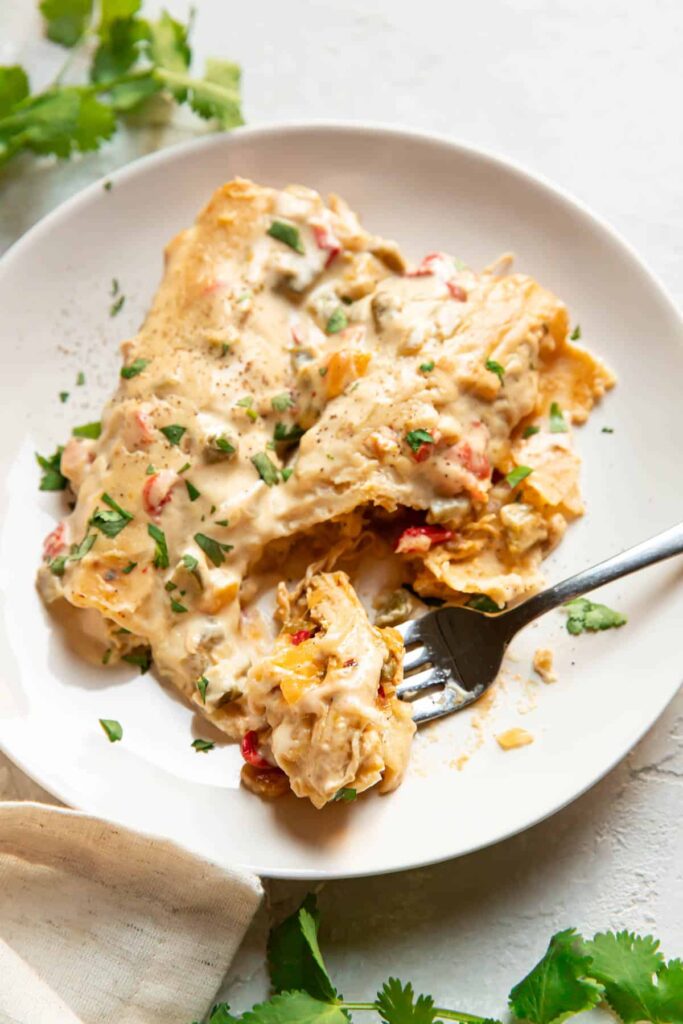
[0,119,681,879]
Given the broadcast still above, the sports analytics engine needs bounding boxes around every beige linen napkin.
[0,802,263,1024]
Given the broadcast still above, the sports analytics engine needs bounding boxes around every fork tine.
[402,645,430,672]
[393,617,422,645]
[396,665,449,697]
[410,682,484,723]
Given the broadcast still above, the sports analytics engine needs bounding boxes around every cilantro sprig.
[564,598,627,635]
[0,1,243,171]
[207,896,682,1024]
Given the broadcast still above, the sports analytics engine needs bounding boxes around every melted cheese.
[37,178,613,808]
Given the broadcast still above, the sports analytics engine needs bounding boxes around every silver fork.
[395,522,683,723]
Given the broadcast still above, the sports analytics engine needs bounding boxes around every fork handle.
[503,521,683,634]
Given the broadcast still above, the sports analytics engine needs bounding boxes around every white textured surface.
[1,0,681,1016]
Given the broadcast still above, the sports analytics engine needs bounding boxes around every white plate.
[0,123,681,879]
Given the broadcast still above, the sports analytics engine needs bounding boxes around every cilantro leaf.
[506,465,533,488]
[40,0,93,47]
[0,66,29,118]
[0,87,116,164]
[376,979,437,1024]
[208,1005,240,1024]
[564,598,627,635]
[274,422,305,445]
[419,361,435,373]
[509,929,603,1024]
[252,452,280,486]
[581,931,681,1024]
[188,59,244,128]
[268,220,305,254]
[72,421,101,439]
[48,531,97,576]
[147,523,169,568]
[242,992,348,1024]
[149,10,191,99]
[333,788,357,802]
[485,359,505,382]
[268,894,338,1002]
[99,717,122,742]
[122,647,151,673]
[466,594,503,614]
[36,446,67,491]
[405,429,434,453]
[549,402,568,434]
[185,480,201,501]
[160,424,186,446]
[570,325,581,341]
[523,425,540,438]
[196,675,208,704]
[91,494,133,538]
[192,738,215,752]
[121,358,149,379]
[194,532,233,567]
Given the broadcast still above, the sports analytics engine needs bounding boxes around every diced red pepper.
[446,281,468,301]
[395,525,454,554]
[43,522,67,561]
[290,629,313,646]
[312,222,342,268]
[405,251,449,277]
[241,731,275,770]
[456,442,490,480]
[413,443,433,463]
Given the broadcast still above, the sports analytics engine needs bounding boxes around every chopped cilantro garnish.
[170,597,188,613]
[318,366,328,377]
[48,531,97,576]
[194,532,233,567]
[281,467,294,482]
[523,424,540,438]
[146,464,156,475]
[178,462,191,473]
[120,358,149,379]
[160,424,186,446]
[122,561,137,574]
[602,426,614,434]
[466,594,503,614]
[271,392,295,412]
[565,597,626,635]
[506,465,533,488]
[333,788,357,802]
[104,181,112,192]
[274,422,304,444]
[549,402,568,433]
[485,358,505,381]
[325,307,348,334]
[76,371,85,386]
[185,480,201,501]
[36,446,67,491]
[252,451,280,486]
[165,581,177,592]
[215,519,229,526]
[99,718,122,742]
[72,421,101,439]
[267,220,305,254]
[192,738,215,752]
[405,429,435,453]
[102,648,112,665]
[419,361,435,373]
[110,295,125,317]
[570,325,582,340]
[110,279,119,297]
[122,648,152,674]
[147,523,169,568]
[59,391,69,403]
[196,675,209,704]
[90,494,133,538]
[181,554,199,572]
